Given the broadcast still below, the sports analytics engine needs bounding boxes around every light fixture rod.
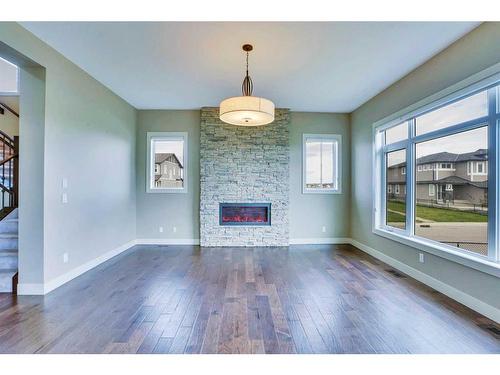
[241,44,253,96]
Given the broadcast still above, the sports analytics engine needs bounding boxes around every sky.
[386,91,489,166]
[154,139,184,165]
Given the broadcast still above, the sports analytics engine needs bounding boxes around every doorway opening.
[0,56,19,293]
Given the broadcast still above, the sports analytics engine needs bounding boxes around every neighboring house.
[387,149,488,205]
[154,153,183,188]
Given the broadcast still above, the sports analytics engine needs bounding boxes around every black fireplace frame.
[219,203,272,226]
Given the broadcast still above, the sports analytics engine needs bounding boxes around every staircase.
[0,128,19,293]
[0,208,17,292]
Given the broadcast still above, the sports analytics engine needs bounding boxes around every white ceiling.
[21,22,479,112]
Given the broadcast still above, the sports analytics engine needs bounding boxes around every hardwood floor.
[0,244,498,354]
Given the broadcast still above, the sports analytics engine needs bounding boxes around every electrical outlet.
[419,253,425,263]
[173,226,177,233]
[62,177,68,189]
[62,193,68,204]
[63,252,69,263]
[321,226,326,233]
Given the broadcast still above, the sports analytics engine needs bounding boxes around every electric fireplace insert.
[219,203,271,226]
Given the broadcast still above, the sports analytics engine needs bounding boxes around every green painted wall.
[350,22,500,311]
[289,112,350,241]
[136,110,200,241]
[0,97,19,138]
[0,22,137,287]
[136,110,351,241]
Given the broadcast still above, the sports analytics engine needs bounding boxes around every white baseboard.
[136,238,200,245]
[17,283,44,295]
[349,238,500,324]
[18,239,136,296]
[290,237,351,245]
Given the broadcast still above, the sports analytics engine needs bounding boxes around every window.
[303,134,341,193]
[374,77,500,270]
[439,163,453,169]
[429,184,435,196]
[385,149,406,230]
[415,127,488,255]
[147,132,188,193]
[415,91,488,136]
[401,166,406,175]
[384,121,408,144]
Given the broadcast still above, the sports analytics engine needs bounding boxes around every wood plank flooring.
[0,244,498,354]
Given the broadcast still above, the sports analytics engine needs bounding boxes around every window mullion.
[487,88,498,261]
[381,149,387,228]
[319,142,323,185]
[406,119,416,236]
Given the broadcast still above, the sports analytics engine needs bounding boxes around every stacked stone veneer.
[200,107,290,246]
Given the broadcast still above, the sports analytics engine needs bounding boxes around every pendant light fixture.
[219,44,275,126]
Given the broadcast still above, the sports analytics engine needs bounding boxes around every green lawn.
[387,200,487,222]
[387,210,405,223]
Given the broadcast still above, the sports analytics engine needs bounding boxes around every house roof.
[389,149,487,168]
[155,153,183,168]
[416,149,487,164]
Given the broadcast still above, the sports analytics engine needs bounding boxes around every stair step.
[0,234,18,250]
[0,249,17,269]
[0,269,16,293]
[0,248,17,255]
[0,218,18,233]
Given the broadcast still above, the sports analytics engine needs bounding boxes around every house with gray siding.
[154,153,184,188]
[387,149,488,206]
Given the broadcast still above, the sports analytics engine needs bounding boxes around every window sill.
[372,227,500,278]
[146,188,187,194]
[302,189,342,195]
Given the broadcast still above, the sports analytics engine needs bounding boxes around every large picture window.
[303,134,341,193]
[146,132,188,193]
[374,78,500,270]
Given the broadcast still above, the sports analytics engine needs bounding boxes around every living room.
[0,1,499,372]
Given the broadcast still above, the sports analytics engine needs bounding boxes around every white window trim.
[302,134,342,194]
[428,184,435,196]
[401,166,406,175]
[146,132,188,194]
[395,185,400,194]
[372,63,500,278]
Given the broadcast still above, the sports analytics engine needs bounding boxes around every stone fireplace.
[200,107,290,246]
